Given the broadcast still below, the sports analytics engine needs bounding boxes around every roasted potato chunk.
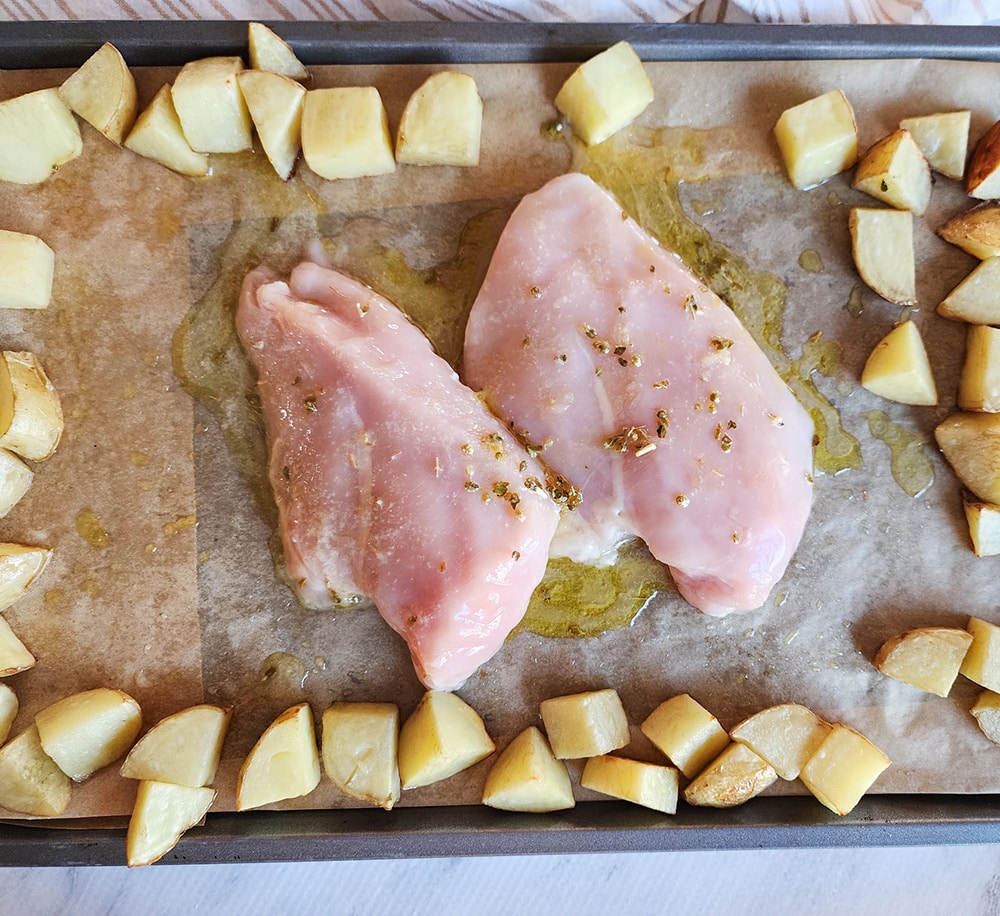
[58,41,138,145]
[729,703,831,781]
[640,694,730,779]
[0,724,71,817]
[935,411,1000,504]
[481,726,574,813]
[939,257,1000,324]
[321,701,400,810]
[773,89,857,190]
[0,351,64,461]
[938,203,1000,259]
[967,119,1000,199]
[873,627,973,696]
[396,71,483,167]
[683,741,778,808]
[800,724,890,816]
[301,87,395,181]
[124,84,210,177]
[860,320,937,407]
[236,703,320,811]
[959,617,1000,693]
[852,129,931,216]
[539,688,629,760]
[964,498,1000,557]
[0,88,82,185]
[900,110,970,181]
[126,780,216,867]
[0,230,54,310]
[580,754,678,814]
[849,208,916,305]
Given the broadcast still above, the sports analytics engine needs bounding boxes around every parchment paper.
[0,55,998,822]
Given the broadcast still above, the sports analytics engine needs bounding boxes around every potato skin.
[967,119,1000,198]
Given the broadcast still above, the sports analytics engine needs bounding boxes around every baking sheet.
[3,22,1000,858]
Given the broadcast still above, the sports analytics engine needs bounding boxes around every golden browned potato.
[683,741,778,808]
[0,613,34,675]
[900,110,970,181]
[773,89,858,190]
[938,203,1000,259]
[964,497,1000,557]
[959,616,1000,692]
[799,724,890,816]
[970,689,1000,745]
[171,57,253,154]
[873,627,973,696]
[640,694,730,779]
[237,69,305,181]
[247,22,309,81]
[124,84,210,177]
[396,71,483,167]
[0,543,51,614]
[0,351,64,461]
[938,257,1000,324]
[849,208,916,305]
[0,725,72,817]
[0,229,54,310]
[481,726,574,813]
[539,688,630,760]
[852,129,931,215]
[397,690,494,790]
[554,41,654,147]
[729,703,831,781]
[967,119,1000,199]
[860,320,937,406]
[0,88,82,185]
[235,703,320,811]
[959,324,1000,412]
[935,411,1000,504]
[301,87,395,180]
[321,701,400,810]
[579,754,678,814]
[120,704,231,788]
[126,780,216,867]
[35,688,143,782]
[0,683,17,746]
[58,42,138,145]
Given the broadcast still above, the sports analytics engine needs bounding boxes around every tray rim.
[2,19,1000,864]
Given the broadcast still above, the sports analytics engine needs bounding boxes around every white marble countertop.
[1,844,999,914]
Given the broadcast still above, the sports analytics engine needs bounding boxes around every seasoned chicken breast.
[463,173,814,616]
[237,262,560,689]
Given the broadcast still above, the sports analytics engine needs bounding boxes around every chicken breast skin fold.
[463,172,815,616]
[237,261,561,690]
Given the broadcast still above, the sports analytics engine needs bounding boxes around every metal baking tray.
[2,20,1000,865]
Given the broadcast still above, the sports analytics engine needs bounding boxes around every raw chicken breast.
[463,173,814,616]
[237,261,561,690]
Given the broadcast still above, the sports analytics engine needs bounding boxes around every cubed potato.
[247,22,309,81]
[539,688,629,760]
[773,89,858,190]
[120,704,231,788]
[900,110,970,181]
[237,70,305,181]
[35,687,142,782]
[0,351,64,461]
[935,411,1000,504]
[683,741,778,808]
[0,682,17,745]
[0,88,82,185]
[58,41,138,145]
[860,320,937,406]
[939,257,1000,324]
[853,129,932,215]
[959,617,1000,692]
[729,703,832,781]
[0,613,35,675]
[0,724,72,817]
[126,780,216,867]
[799,724,890,816]
[580,754,678,814]
[171,56,253,154]
[970,689,1000,745]
[959,324,1000,412]
[0,544,51,614]
[321,701,400,810]
[0,230,54,310]
[554,41,654,147]
[639,694,730,779]
[397,690,494,790]
[481,726,574,813]
[124,84,210,177]
[301,87,395,181]
[968,119,1000,199]
[396,71,483,167]
[236,703,320,811]
[0,450,32,519]
[938,203,1000,260]
[873,627,973,697]
[964,498,1000,557]
[849,208,916,305]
